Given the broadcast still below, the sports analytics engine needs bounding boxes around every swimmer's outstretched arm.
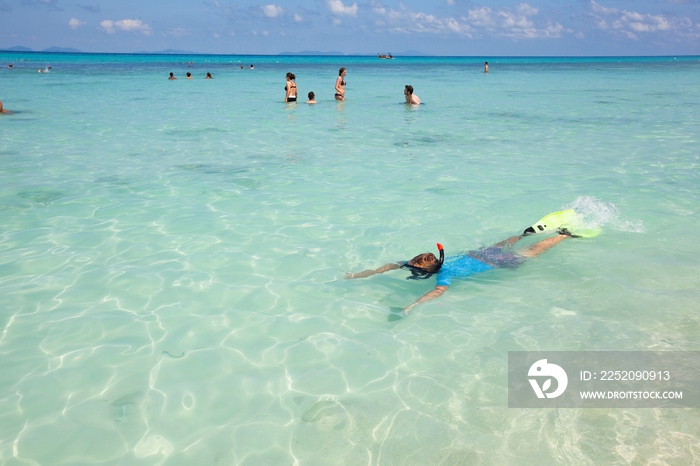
[402,286,448,314]
[344,262,401,279]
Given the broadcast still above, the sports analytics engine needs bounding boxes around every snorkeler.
[285,72,297,102]
[335,67,347,101]
[404,85,420,105]
[345,210,597,314]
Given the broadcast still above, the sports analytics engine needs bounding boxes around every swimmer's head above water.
[402,243,444,279]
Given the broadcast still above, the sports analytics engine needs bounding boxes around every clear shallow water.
[0,53,699,465]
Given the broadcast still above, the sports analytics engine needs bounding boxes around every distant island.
[135,49,198,55]
[1,46,82,53]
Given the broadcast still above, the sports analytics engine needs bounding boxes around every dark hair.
[308,91,315,99]
[206,72,212,77]
[169,72,174,76]
[401,244,445,280]
[339,67,346,76]
[405,85,414,95]
[286,72,296,80]
[186,72,191,76]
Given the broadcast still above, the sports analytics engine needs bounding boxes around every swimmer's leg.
[493,235,525,248]
[518,233,569,258]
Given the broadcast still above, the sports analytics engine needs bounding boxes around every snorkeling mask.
[401,243,444,280]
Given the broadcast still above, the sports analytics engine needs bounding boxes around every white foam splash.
[565,196,645,233]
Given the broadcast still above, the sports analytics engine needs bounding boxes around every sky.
[0,0,698,56]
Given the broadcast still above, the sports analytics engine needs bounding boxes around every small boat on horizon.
[377,53,393,59]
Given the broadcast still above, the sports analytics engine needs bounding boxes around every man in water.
[169,72,177,80]
[307,92,317,104]
[345,226,577,314]
[484,61,489,73]
[404,85,420,105]
[0,100,12,115]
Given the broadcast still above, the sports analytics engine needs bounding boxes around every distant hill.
[279,51,345,56]
[3,46,33,51]
[42,47,82,53]
[136,49,198,55]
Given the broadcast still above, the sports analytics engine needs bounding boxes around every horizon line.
[2,49,700,59]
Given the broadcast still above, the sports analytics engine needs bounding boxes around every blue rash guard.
[435,248,525,286]
[435,255,493,286]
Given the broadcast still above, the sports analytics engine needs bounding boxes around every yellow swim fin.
[524,209,601,238]
[523,209,579,235]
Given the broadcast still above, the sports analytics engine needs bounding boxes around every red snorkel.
[437,243,444,266]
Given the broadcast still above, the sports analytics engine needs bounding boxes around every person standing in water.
[335,67,347,101]
[484,61,489,74]
[0,100,12,115]
[285,72,297,103]
[404,85,421,105]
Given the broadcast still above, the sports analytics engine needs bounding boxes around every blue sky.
[1,0,698,55]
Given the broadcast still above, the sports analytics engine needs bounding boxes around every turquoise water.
[1,53,699,465]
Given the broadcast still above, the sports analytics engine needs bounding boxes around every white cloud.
[373,5,472,35]
[499,10,533,29]
[446,0,455,5]
[327,0,358,16]
[589,1,692,37]
[467,7,494,27]
[294,13,303,22]
[100,18,152,35]
[116,19,152,35]
[373,2,560,39]
[517,3,538,16]
[100,20,115,34]
[590,1,618,15]
[262,4,283,18]
[68,18,86,29]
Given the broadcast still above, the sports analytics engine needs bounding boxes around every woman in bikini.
[285,72,297,103]
[334,67,347,101]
